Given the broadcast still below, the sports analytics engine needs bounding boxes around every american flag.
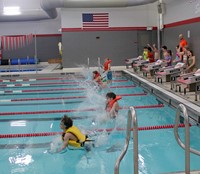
[82,13,109,28]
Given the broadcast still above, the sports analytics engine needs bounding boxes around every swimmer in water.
[105,92,121,119]
[56,115,93,153]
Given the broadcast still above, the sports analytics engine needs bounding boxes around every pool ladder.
[114,104,200,174]
[174,104,200,174]
[114,106,138,174]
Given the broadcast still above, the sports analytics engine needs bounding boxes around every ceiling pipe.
[40,0,64,19]
[41,0,158,19]
[0,0,158,22]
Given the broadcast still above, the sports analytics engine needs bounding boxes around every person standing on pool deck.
[179,34,188,49]
[103,58,112,84]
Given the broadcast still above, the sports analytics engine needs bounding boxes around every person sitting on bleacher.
[173,45,183,65]
[164,50,172,67]
[161,45,168,59]
[147,46,155,63]
[147,44,160,61]
[185,49,196,73]
[143,46,148,60]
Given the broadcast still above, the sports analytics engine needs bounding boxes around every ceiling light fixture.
[3,6,21,15]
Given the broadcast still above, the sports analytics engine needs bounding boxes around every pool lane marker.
[0,77,126,82]
[0,115,92,122]
[0,80,129,88]
[0,85,136,94]
[0,124,191,139]
[0,77,82,82]
[0,104,164,116]
[0,88,86,94]
[0,93,147,103]
[0,142,51,149]
[0,82,79,87]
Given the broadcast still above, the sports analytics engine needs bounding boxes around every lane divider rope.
[0,124,191,139]
[0,75,124,82]
[0,93,147,103]
[0,81,79,87]
[0,77,84,82]
[0,85,136,94]
[0,104,164,116]
[0,80,128,87]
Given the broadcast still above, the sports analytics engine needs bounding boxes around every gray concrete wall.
[62,30,157,68]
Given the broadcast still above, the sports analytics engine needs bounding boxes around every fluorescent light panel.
[3,6,21,15]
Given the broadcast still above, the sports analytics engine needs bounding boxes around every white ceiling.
[0,0,49,21]
[0,0,175,22]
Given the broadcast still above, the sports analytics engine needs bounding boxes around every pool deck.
[125,67,200,108]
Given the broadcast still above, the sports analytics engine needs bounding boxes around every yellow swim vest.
[63,126,87,148]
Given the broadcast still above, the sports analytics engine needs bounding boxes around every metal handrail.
[174,104,200,174]
[97,57,101,73]
[114,106,138,174]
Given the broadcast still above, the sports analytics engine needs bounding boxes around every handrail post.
[133,107,138,174]
[114,106,138,174]
[174,104,190,174]
[174,104,200,174]
[87,57,89,69]
[97,57,101,73]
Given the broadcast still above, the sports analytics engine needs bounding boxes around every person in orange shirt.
[179,34,187,48]
[103,58,112,84]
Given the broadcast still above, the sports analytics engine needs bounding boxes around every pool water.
[0,72,199,174]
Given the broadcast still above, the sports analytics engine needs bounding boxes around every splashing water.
[48,135,62,153]
[94,130,109,148]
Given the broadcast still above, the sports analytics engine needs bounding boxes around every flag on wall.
[82,13,109,29]
[0,34,33,51]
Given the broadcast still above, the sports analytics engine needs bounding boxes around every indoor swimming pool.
[0,71,199,174]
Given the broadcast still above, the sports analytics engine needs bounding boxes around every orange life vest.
[106,96,122,112]
[93,72,103,85]
[104,59,112,71]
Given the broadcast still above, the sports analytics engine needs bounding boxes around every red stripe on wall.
[62,27,157,32]
[5,34,61,37]
[164,17,200,28]
[36,34,62,37]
